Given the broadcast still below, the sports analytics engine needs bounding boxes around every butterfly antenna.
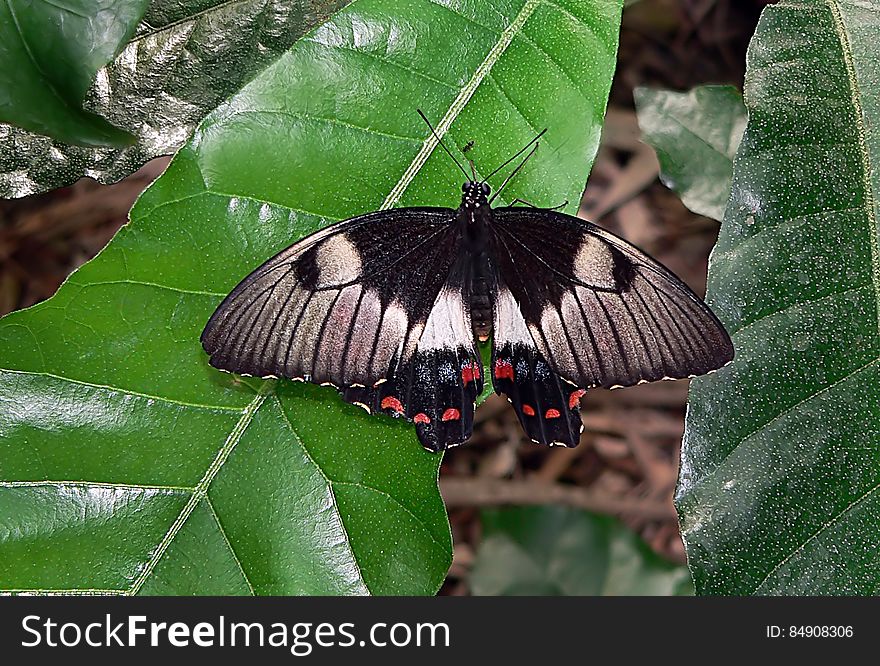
[489,142,539,205]
[482,128,547,185]
[417,109,471,181]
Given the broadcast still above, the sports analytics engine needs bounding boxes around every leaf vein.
[140,189,337,223]
[423,0,497,33]
[486,72,554,151]
[715,205,864,264]
[333,480,445,551]
[541,0,614,57]
[128,0,249,44]
[729,283,870,339]
[75,279,225,299]
[205,496,256,595]
[218,108,424,144]
[0,480,194,492]
[0,588,126,595]
[0,368,245,413]
[127,380,275,595]
[753,477,880,593]
[39,0,88,19]
[4,0,78,119]
[515,31,589,105]
[309,39,459,92]
[685,355,880,498]
[659,113,735,163]
[274,397,370,594]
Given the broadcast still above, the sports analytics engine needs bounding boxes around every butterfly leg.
[507,198,569,211]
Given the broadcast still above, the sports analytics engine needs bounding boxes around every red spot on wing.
[522,404,536,417]
[462,361,481,385]
[380,396,404,414]
[494,359,514,381]
[441,408,461,422]
[568,389,586,409]
[414,413,431,424]
[545,408,561,419]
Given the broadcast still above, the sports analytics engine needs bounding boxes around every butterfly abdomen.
[467,251,493,342]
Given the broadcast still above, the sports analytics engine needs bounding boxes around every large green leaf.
[634,85,746,222]
[470,507,692,595]
[678,0,880,595]
[0,0,147,148]
[0,0,354,198]
[0,0,623,595]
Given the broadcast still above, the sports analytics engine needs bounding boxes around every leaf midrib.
[824,0,880,335]
[382,0,541,209]
[129,0,250,45]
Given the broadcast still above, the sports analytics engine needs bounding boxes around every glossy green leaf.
[470,507,693,595]
[0,0,355,198]
[0,0,623,595]
[634,85,746,221]
[678,0,880,595]
[0,0,147,148]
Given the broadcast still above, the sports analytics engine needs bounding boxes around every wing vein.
[310,288,344,379]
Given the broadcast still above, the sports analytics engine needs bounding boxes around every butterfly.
[201,115,733,452]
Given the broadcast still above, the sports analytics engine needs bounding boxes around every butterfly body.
[467,252,493,342]
[202,181,733,452]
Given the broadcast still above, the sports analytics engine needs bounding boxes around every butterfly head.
[461,181,490,210]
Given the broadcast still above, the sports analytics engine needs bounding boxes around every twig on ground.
[532,445,585,481]
[440,477,676,520]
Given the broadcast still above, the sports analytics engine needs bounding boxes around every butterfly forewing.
[203,209,452,382]
[488,208,734,393]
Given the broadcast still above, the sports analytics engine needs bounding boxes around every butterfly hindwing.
[342,269,483,451]
[488,208,734,392]
[491,278,584,446]
[201,208,482,451]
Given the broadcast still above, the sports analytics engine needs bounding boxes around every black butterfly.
[201,119,733,452]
